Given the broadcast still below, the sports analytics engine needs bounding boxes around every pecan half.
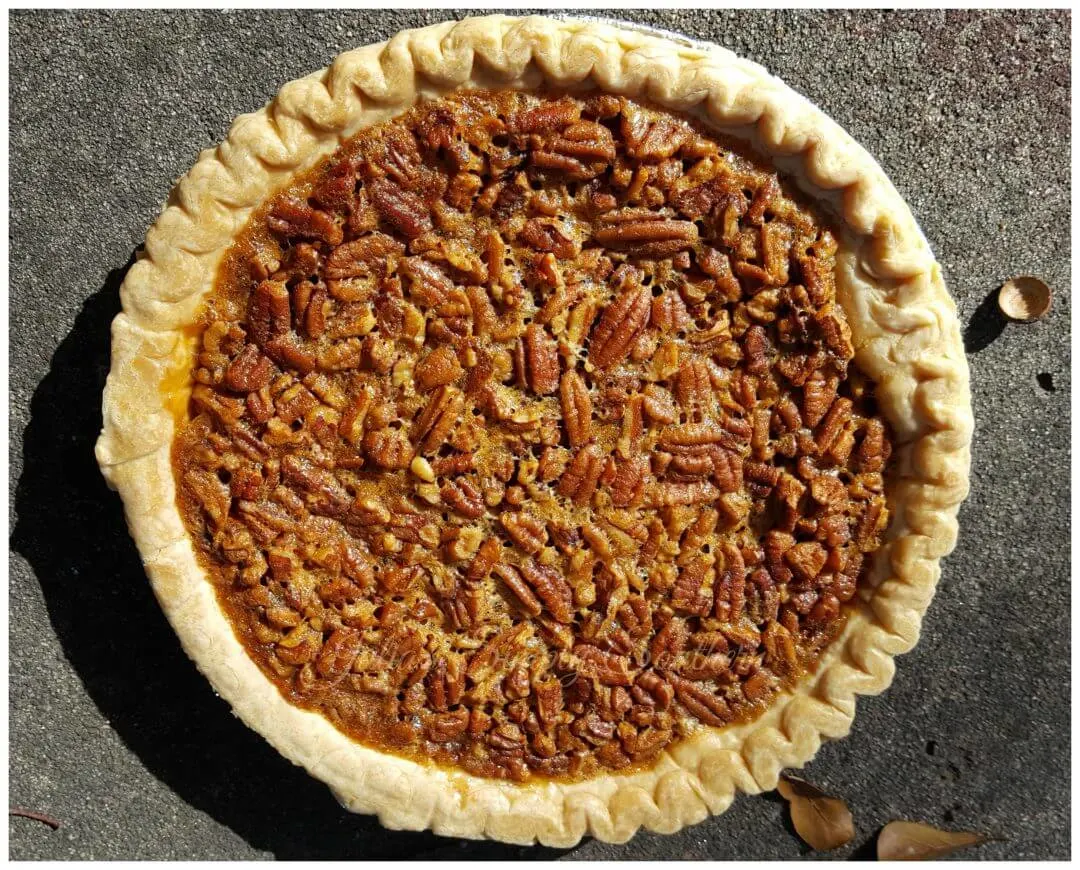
[522,323,560,395]
[415,345,463,391]
[671,555,713,616]
[534,678,564,730]
[589,285,651,370]
[325,232,404,279]
[649,617,688,669]
[635,670,674,709]
[441,477,485,520]
[494,564,543,616]
[593,214,698,258]
[743,325,770,375]
[364,428,413,470]
[184,469,231,529]
[803,374,838,428]
[369,177,431,239]
[651,288,692,333]
[549,120,616,163]
[500,511,548,555]
[224,344,274,393]
[856,418,890,473]
[647,480,719,508]
[427,708,470,743]
[267,197,342,245]
[247,280,291,347]
[507,100,579,134]
[573,643,633,686]
[558,444,606,505]
[711,448,744,493]
[610,455,648,508]
[520,560,574,623]
[315,629,361,681]
[521,219,577,259]
[560,370,593,447]
[411,385,464,454]
[281,454,351,515]
[671,676,731,726]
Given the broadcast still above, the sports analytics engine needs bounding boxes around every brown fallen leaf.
[878,820,991,860]
[998,275,1051,322]
[777,773,854,851]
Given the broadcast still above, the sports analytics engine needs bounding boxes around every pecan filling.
[173,91,892,782]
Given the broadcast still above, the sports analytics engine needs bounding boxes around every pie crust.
[96,15,972,846]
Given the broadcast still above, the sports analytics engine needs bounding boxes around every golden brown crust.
[96,15,972,845]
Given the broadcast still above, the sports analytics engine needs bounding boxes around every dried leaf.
[777,774,854,852]
[877,820,992,860]
[998,275,1051,322]
[9,807,61,830]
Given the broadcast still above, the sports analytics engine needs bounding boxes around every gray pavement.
[9,9,1070,860]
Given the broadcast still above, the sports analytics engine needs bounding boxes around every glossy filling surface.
[173,90,892,782]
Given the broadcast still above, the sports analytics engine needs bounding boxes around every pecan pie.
[97,16,972,846]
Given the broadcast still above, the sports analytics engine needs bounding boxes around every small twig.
[9,807,61,830]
